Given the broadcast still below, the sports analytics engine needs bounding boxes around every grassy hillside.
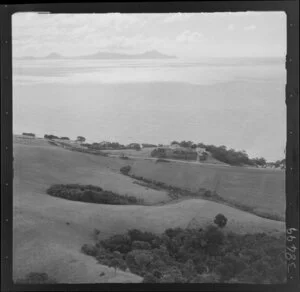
[128,159,285,220]
[13,137,285,283]
[102,147,227,165]
[101,147,156,158]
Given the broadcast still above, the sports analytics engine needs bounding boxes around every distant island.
[17,50,177,60]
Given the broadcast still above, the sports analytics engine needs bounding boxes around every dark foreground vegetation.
[82,218,286,283]
[22,132,35,137]
[15,273,57,284]
[120,166,284,221]
[46,184,143,205]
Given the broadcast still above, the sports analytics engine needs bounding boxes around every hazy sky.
[13,11,286,58]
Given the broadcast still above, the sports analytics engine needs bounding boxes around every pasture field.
[13,136,285,283]
[129,159,285,221]
[101,147,155,158]
[102,147,228,165]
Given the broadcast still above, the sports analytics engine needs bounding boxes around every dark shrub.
[46,184,142,205]
[216,255,247,281]
[203,190,213,198]
[164,228,185,239]
[142,143,157,148]
[81,244,98,256]
[204,225,224,256]
[128,229,159,245]
[143,272,159,283]
[132,241,152,250]
[205,226,224,245]
[127,250,153,270]
[120,155,129,160]
[44,134,59,140]
[76,136,86,143]
[22,132,35,137]
[107,258,127,273]
[199,152,208,161]
[120,165,131,175]
[214,214,228,228]
[101,234,132,254]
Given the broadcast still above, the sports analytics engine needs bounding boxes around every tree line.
[170,140,280,167]
[21,133,284,167]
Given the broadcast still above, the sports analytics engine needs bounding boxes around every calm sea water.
[13,58,286,161]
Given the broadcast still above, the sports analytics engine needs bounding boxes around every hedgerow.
[46,184,143,205]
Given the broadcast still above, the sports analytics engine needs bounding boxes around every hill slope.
[129,158,285,220]
[13,137,285,283]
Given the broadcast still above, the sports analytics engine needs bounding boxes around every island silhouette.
[19,50,177,60]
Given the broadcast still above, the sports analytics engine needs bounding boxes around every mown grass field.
[13,136,285,283]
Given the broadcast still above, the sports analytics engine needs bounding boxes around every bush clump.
[22,132,35,137]
[120,165,131,175]
[81,244,98,256]
[132,241,152,250]
[44,134,59,140]
[119,155,130,160]
[46,184,143,205]
[214,214,228,228]
[81,221,286,284]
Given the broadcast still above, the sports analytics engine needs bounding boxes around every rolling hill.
[13,136,285,283]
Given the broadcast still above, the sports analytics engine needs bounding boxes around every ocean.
[13,57,286,161]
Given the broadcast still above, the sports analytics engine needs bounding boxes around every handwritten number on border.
[286,228,297,276]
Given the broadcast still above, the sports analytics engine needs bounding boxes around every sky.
[13,11,286,58]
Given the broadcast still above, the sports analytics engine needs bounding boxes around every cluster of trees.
[76,136,86,143]
[170,141,269,167]
[142,143,157,148]
[268,159,286,169]
[46,184,143,205]
[171,141,195,148]
[22,132,35,137]
[44,134,60,140]
[203,144,255,166]
[127,143,142,150]
[82,142,142,150]
[82,215,286,283]
[120,165,132,175]
[44,134,85,142]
